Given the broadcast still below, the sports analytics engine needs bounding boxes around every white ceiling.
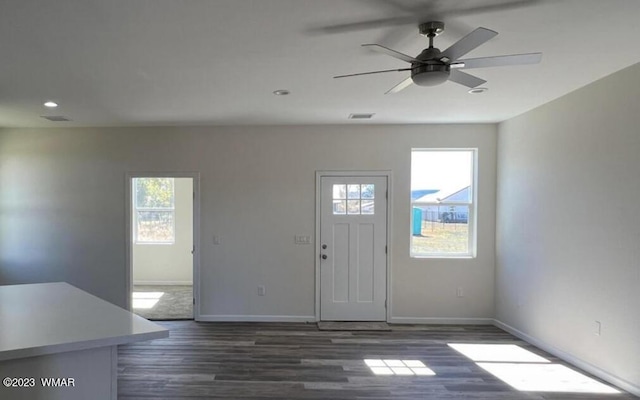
[1,0,640,127]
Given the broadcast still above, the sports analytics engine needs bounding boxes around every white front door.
[320,176,387,321]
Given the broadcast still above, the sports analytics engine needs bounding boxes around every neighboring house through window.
[411,149,476,257]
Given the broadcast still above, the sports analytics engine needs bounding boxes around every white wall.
[133,177,193,285]
[0,124,497,322]
[496,63,640,392]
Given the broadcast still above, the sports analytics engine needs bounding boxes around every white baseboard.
[389,317,494,325]
[133,281,192,286]
[493,319,640,397]
[198,314,316,323]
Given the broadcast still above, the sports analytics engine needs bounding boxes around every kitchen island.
[0,282,168,400]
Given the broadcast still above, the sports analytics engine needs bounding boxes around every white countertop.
[0,282,169,361]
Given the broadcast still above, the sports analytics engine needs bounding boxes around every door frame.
[125,172,201,320]
[315,170,393,322]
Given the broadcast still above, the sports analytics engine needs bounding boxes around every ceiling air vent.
[41,116,71,122]
[348,113,375,120]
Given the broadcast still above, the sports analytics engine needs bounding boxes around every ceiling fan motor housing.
[412,47,450,86]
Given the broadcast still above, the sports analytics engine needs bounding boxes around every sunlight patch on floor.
[132,292,164,309]
[365,359,435,376]
[449,343,619,394]
[448,343,550,363]
[478,362,620,393]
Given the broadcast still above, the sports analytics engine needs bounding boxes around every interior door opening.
[130,176,194,320]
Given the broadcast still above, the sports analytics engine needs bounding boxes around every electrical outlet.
[258,285,266,296]
[595,321,601,336]
[456,287,464,298]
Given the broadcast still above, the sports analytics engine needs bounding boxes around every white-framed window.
[133,177,175,244]
[410,149,476,258]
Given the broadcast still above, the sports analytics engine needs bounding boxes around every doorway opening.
[127,174,199,320]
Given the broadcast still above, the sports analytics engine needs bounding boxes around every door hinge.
[193,298,195,305]
[385,245,387,254]
[193,191,195,199]
[385,190,388,199]
[385,299,387,308]
[191,245,195,254]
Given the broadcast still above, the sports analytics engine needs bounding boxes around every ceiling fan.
[334,21,542,93]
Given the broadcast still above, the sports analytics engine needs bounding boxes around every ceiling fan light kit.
[335,21,542,94]
[412,63,450,87]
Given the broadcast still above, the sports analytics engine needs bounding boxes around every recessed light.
[44,101,58,108]
[273,89,290,96]
[468,87,488,94]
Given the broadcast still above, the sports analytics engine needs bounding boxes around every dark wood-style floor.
[118,321,637,399]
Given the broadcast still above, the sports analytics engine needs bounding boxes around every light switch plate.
[295,235,311,245]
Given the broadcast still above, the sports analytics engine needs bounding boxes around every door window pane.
[361,184,375,199]
[361,200,375,215]
[347,200,360,214]
[333,200,346,214]
[347,184,361,199]
[333,183,376,215]
[333,184,346,199]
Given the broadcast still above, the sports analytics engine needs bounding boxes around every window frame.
[133,177,176,245]
[410,148,477,259]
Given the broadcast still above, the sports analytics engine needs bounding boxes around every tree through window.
[134,178,175,243]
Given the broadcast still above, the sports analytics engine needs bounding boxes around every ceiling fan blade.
[334,67,413,79]
[364,0,416,14]
[310,1,542,37]
[437,0,544,18]
[385,76,414,94]
[362,44,421,63]
[440,27,498,62]
[456,53,542,69]
[313,16,414,35]
[448,70,486,88]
